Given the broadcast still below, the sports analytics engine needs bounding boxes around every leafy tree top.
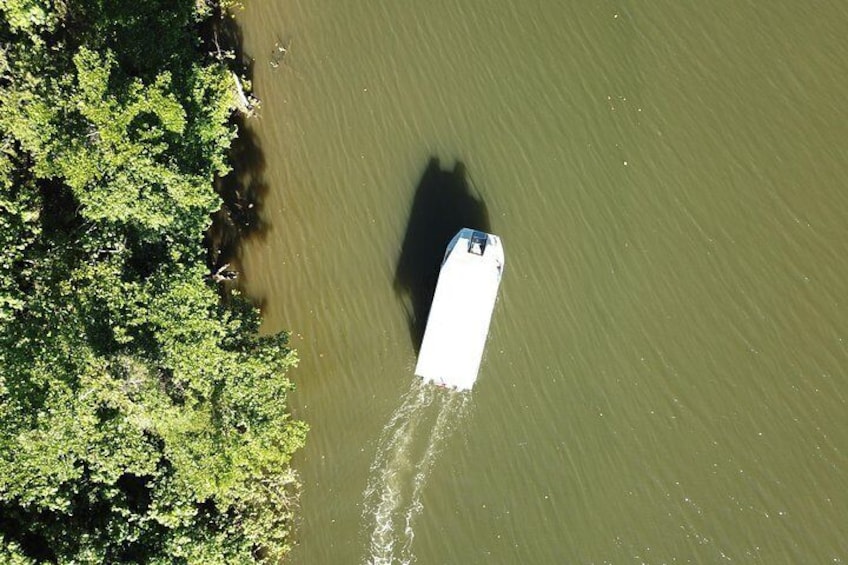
[0,1,306,562]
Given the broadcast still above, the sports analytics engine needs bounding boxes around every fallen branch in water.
[207,262,238,283]
[232,71,259,116]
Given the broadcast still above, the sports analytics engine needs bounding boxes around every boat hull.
[414,228,504,390]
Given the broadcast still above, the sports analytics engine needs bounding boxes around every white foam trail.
[362,380,470,565]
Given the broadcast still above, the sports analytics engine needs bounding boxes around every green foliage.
[0,1,306,562]
[0,155,40,322]
[0,0,57,41]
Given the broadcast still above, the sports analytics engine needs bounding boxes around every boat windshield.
[468,232,487,256]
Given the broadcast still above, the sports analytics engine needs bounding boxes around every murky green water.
[235,1,848,562]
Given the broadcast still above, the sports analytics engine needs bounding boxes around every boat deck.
[414,229,504,390]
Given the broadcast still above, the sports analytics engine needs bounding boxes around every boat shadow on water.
[393,157,491,353]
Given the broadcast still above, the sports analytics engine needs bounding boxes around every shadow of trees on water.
[394,158,490,353]
[204,14,269,283]
[207,114,270,276]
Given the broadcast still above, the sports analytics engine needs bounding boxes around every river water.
[234,1,848,563]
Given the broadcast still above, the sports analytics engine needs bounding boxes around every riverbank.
[0,2,304,562]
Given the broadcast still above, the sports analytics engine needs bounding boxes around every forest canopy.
[0,1,305,562]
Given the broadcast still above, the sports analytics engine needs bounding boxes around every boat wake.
[361,379,471,565]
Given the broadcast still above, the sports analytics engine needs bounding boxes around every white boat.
[414,228,505,390]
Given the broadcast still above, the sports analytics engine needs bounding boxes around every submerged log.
[270,38,291,69]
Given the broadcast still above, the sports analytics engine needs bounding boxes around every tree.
[0,1,306,562]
